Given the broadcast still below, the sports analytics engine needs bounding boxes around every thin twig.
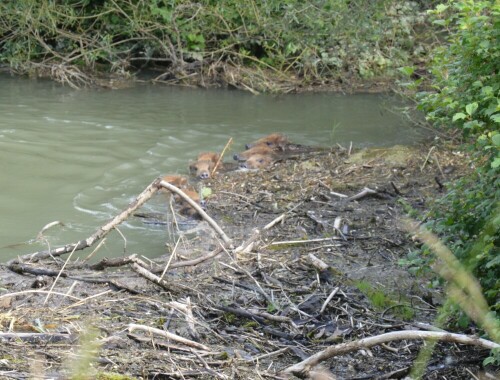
[128,323,210,351]
[420,146,435,172]
[211,137,233,177]
[44,243,79,305]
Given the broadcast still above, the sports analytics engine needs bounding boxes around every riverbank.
[1,143,497,379]
[0,1,433,94]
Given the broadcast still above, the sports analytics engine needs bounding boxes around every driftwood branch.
[308,253,329,271]
[164,246,224,271]
[128,323,210,351]
[283,330,500,376]
[9,179,162,265]
[131,263,174,291]
[269,237,343,247]
[346,187,378,202]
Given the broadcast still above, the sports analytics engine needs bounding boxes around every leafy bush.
[416,0,499,324]
[0,0,434,89]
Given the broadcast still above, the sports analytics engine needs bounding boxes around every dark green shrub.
[416,0,499,325]
[0,1,434,88]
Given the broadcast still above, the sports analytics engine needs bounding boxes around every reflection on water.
[0,75,423,261]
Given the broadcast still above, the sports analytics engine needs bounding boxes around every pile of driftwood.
[4,166,498,379]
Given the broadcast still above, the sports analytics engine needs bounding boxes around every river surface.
[0,75,423,262]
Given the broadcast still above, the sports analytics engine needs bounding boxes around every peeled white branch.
[128,323,210,351]
[283,330,500,376]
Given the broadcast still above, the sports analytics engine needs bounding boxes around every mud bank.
[1,143,497,379]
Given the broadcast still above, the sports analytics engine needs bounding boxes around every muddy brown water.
[0,75,424,261]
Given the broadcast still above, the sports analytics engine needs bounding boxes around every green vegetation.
[406,0,499,336]
[355,280,415,320]
[0,0,434,91]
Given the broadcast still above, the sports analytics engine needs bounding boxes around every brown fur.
[245,133,289,150]
[189,152,221,179]
[240,153,275,169]
[197,152,220,163]
[175,188,203,218]
[233,145,275,161]
[161,175,188,188]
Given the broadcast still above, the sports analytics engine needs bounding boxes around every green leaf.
[398,66,414,77]
[491,114,500,123]
[465,102,478,116]
[432,19,446,26]
[435,4,449,13]
[492,134,500,146]
[201,187,212,198]
[452,112,467,121]
[491,157,500,169]
[463,120,479,129]
[481,86,493,97]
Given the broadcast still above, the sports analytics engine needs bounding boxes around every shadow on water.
[0,75,425,261]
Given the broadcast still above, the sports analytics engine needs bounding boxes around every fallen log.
[283,330,500,377]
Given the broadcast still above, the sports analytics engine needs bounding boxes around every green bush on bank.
[0,0,433,89]
[415,0,499,330]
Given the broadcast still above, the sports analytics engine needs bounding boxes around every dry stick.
[89,253,139,271]
[346,187,378,202]
[269,237,343,247]
[329,190,348,198]
[320,287,339,315]
[159,180,233,247]
[185,297,200,341]
[131,263,172,291]
[113,226,127,253]
[83,238,106,263]
[166,299,200,341]
[0,290,81,302]
[160,236,181,280]
[128,323,210,351]
[251,347,290,362]
[283,330,500,376]
[433,153,445,177]
[59,290,113,311]
[9,179,161,265]
[420,146,436,171]
[211,137,233,177]
[36,221,64,240]
[167,246,224,270]
[44,242,79,305]
[308,253,329,271]
[264,213,286,230]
